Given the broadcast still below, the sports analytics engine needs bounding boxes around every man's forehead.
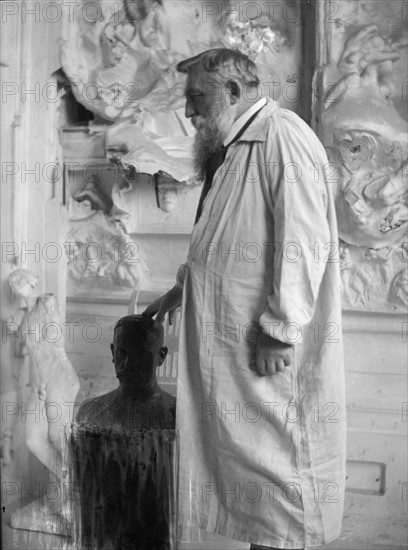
[158,183,178,191]
[114,334,162,352]
[115,337,157,348]
[114,322,163,343]
[185,66,217,93]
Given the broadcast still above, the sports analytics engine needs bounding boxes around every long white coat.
[176,99,346,549]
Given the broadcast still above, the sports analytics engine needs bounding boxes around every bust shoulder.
[76,390,117,423]
[157,389,176,410]
[151,389,176,428]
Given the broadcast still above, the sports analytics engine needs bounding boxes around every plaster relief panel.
[318,1,408,311]
[61,1,306,294]
[64,162,152,297]
[61,0,304,179]
[61,0,217,185]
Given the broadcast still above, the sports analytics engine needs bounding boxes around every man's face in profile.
[185,65,234,132]
[184,65,236,179]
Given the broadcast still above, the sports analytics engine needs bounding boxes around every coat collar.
[230,98,278,145]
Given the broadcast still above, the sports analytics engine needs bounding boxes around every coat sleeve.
[259,112,337,345]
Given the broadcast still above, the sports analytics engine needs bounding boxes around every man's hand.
[256,332,294,375]
[142,285,182,325]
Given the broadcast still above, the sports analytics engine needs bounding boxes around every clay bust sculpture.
[76,314,175,428]
[73,315,177,549]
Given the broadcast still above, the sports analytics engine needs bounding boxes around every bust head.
[68,198,95,221]
[155,171,181,212]
[110,314,167,392]
[9,269,39,302]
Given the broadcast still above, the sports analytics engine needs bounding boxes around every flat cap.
[176,48,223,73]
[176,48,255,73]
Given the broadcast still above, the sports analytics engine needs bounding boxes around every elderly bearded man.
[144,49,346,550]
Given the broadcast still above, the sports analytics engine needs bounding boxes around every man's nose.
[185,99,196,119]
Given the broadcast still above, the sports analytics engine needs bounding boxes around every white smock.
[176,99,346,549]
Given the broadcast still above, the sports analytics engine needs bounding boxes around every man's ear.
[110,343,114,362]
[158,346,168,366]
[227,80,240,104]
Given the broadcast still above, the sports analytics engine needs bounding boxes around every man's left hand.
[256,332,294,376]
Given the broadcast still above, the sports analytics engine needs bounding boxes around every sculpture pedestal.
[10,498,70,537]
[66,424,179,550]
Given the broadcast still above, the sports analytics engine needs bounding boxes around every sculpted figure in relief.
[61,0,171,121]
[390,269,408,307]
[66,191,151,294]
[62,0,200,184]
[323,24,407,249]
[8,269,80,479]
[322,24,408,310]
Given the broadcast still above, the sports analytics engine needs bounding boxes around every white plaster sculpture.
[61,0,201,184]
[8,269,80,533]
[66,195,151,295]
[322,24,408,311]
[154,170,188,213]
[391,269,408,307]
[61,0,172,121]
[216,4,290,108]
[106,112,196,185]
[0,429,13,467]
[322,24,407,248]
[219,11,281,61]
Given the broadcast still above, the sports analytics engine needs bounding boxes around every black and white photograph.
[1,1,407,549]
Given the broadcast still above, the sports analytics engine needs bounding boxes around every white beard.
[192,102,235,182]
